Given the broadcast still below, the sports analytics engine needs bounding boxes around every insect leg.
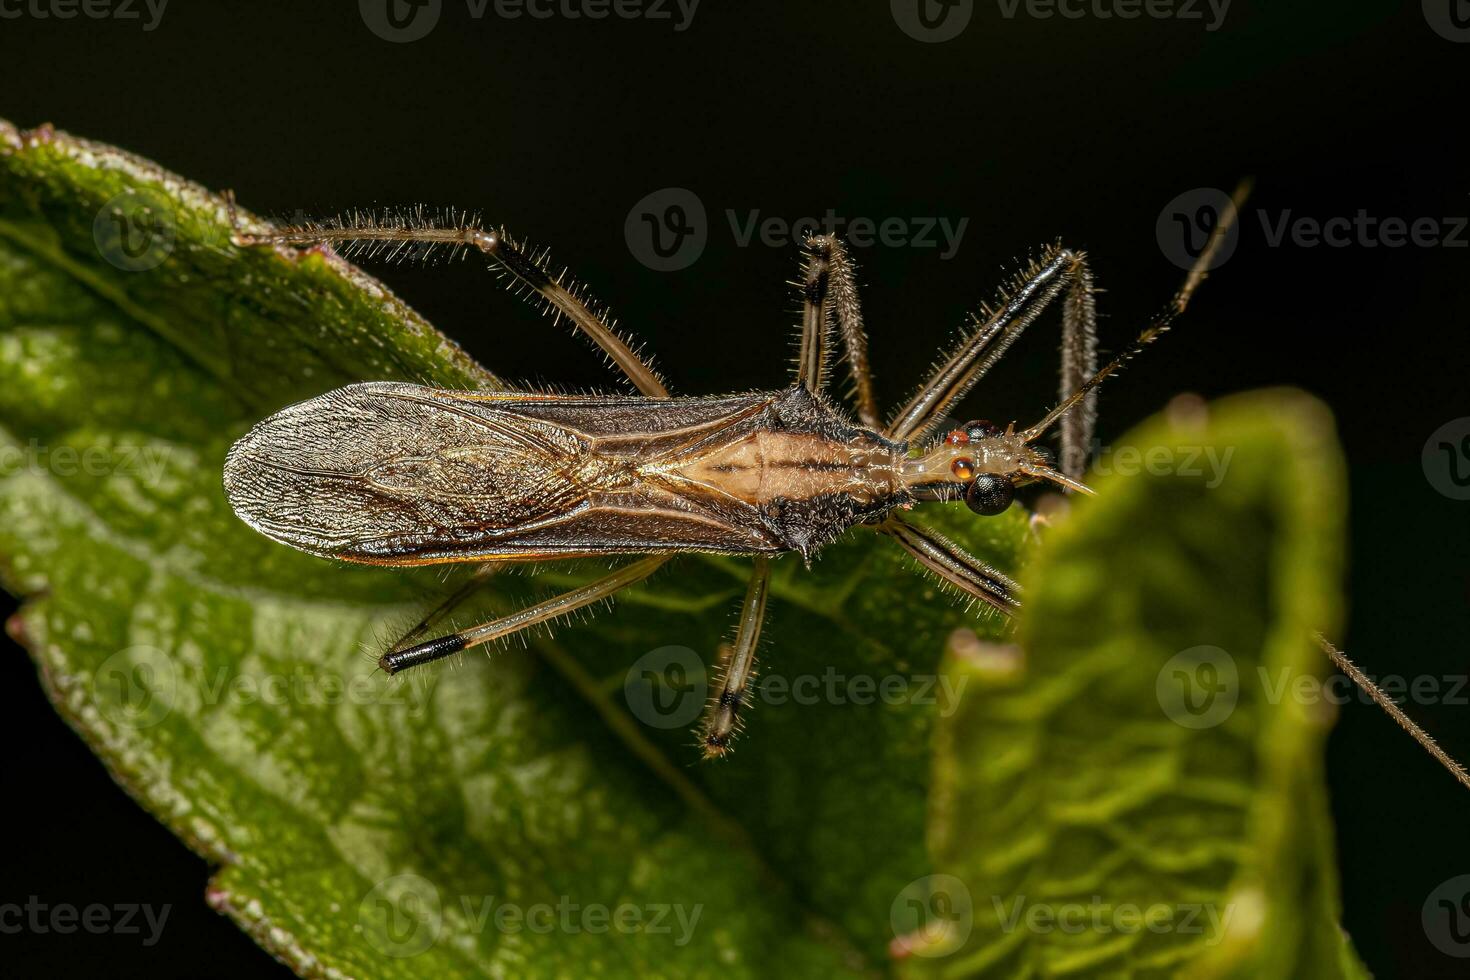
[1057,258,1098,481]
[1023,179,1253,444]
[884,247,1085,445]
[796,236,879,427]
[386,565,498,653]
[700,556,771,759]
[879,515,1019,615]
[378,556,671,674]
[224,193,669,397]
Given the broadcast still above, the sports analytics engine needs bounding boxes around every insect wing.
[224,382,585,563]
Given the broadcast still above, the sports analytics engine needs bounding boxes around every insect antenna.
[1317,634,1470,792]
[1022,179,1253,444]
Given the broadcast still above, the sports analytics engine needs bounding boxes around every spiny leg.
[795,235,880,427]
[701,556,771,758]
[1058,260,1098,480]
[884,247,1095,458]
[385,564,499,654]
[879,515,1019,615]
[379,556,671,674]
[224,194,669,397]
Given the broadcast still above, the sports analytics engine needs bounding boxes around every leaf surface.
[0,120,1361,978]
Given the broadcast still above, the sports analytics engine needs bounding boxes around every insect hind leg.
[223,192,670,398]
[379,556,671,673]
[382,564,500,658]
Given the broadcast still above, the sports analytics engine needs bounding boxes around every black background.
[2,1,1468,977]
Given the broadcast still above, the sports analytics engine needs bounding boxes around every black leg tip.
[380,633,467,675]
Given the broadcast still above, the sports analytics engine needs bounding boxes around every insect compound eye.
[963,419,1002,442]
[950,457,975,481]
[965,473,1015,516]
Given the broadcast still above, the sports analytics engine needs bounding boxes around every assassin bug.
[222,187,1248,758]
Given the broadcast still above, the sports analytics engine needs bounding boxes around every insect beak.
[1019,462,1096,496]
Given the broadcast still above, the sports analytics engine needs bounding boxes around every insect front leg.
[378,556,671,673]
[1022,179,1253,445]
[223,193,670,397]
[883,247,1092,461]
[879,515,1019,615]
[700,557,771,758]
[795,236,879,428]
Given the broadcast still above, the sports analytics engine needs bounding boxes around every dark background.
[2,1,1467,977]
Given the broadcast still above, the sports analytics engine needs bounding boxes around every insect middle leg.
[378,556,671,673]
[795,235,880,427]
[700,557,772,758]
[224,194,669,397]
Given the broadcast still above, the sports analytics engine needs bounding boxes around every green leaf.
[0,119,1362,978]
[908,391,1363,978]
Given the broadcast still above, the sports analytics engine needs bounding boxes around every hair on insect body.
[219,184,1470,782]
